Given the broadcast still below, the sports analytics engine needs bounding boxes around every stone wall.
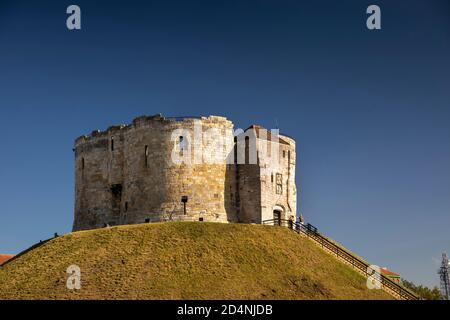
[260,134,297,223]
[235,126,297,224]
[73,115,297,231]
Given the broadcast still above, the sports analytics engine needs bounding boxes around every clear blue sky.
[0,0,449,288]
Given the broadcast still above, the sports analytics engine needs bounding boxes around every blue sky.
[0,0,449,288]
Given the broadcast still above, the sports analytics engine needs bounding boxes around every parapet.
[74,114,233,146]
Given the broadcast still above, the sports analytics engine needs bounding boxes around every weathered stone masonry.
[73,114,297,231]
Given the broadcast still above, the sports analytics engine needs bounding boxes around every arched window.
[179,136,187,154]
[111,136,115,151]
[179,136,184,149]
[245,136,249,164]
[233,137,238,164]
[144,145,149,168]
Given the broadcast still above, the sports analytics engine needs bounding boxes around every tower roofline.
[242,125,292,145]
[75,114,232,145]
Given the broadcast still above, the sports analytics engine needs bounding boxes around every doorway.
[273,210,282,226]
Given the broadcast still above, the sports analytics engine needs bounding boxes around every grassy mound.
[0,222,391,300]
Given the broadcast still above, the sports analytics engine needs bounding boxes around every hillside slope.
[0,222,391,300]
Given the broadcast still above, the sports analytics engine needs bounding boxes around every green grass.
[0,222,392,300]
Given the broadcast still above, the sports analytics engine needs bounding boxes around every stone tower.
[73,114,297,231]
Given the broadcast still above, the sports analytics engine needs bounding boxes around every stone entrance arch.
[273,205,285,226]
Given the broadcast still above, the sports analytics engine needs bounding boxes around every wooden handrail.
[262,219,419,300]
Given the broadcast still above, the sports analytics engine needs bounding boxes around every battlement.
[75,114,232,146]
